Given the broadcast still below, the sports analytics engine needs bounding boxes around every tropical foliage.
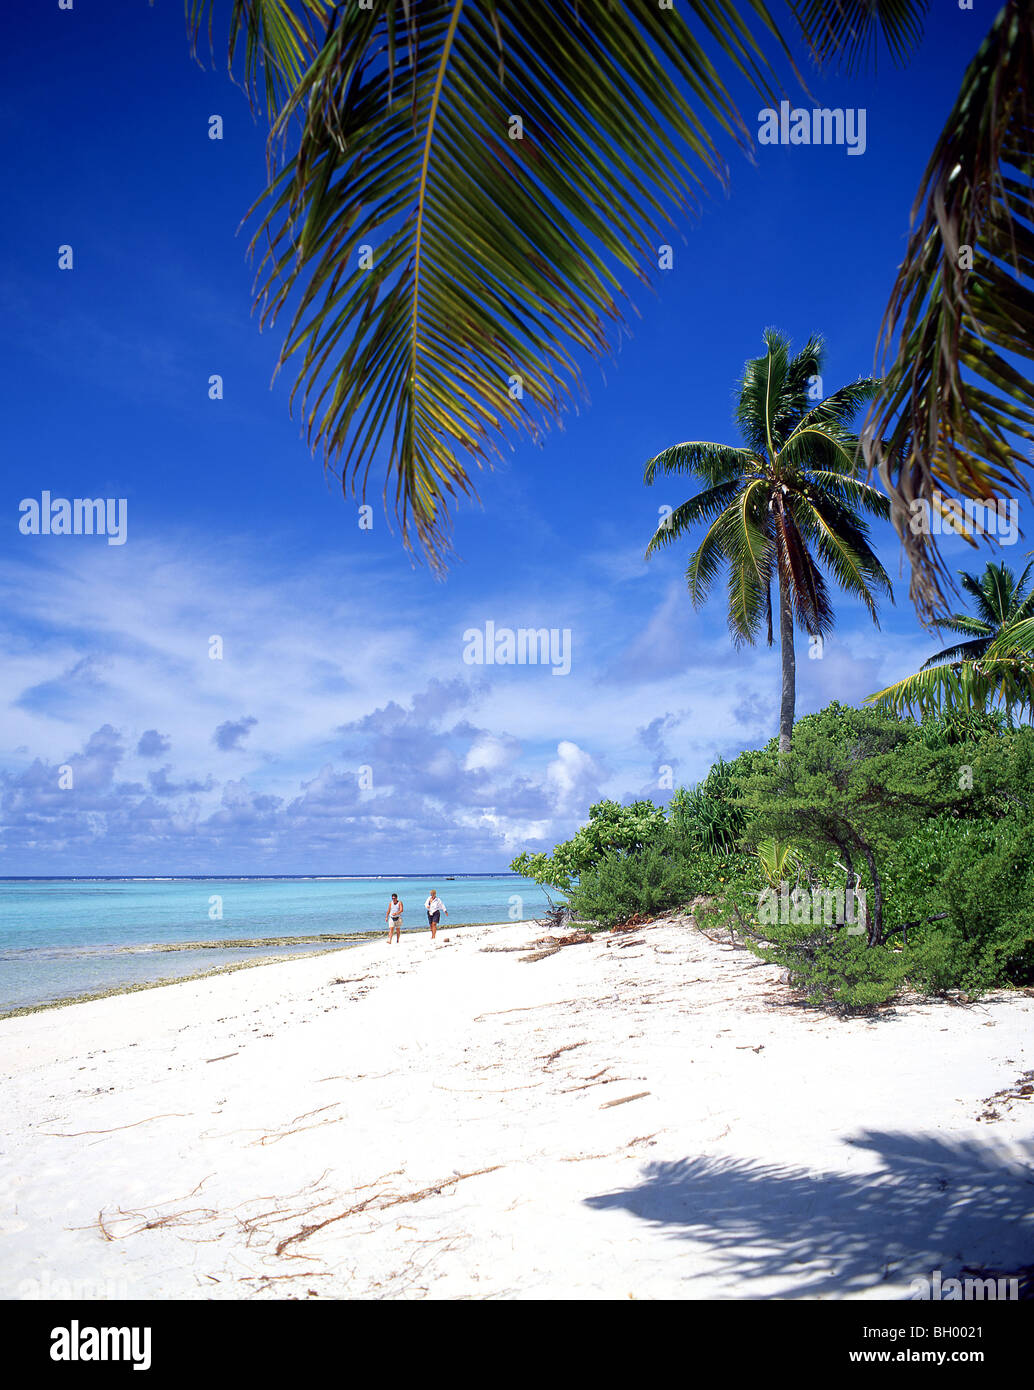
[668,758,743,854]
[866,560,1034,721]
[510,775,753,924]
[184,1,943,574]
[754,836,803,890]
[512,702,1034,1009]
[186,4,1034,615]
[861,0,1034,620]
[643,330,892,749]
[186,0,798,564]
[720,703,1034,1004]
[510,799,669,895]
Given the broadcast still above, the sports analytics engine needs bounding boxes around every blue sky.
[0,3,1015,874]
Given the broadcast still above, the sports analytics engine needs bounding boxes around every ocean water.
[0,875,552,1013]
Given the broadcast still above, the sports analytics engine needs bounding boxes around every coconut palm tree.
[866,558,1034,722]
[187,3,1032,603]
[643,330,893,751]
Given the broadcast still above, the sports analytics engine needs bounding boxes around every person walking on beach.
[386,893,404,944]
[425,888,447,940]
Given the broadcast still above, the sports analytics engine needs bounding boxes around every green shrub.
[512,703,1034,1008]
[510,798,668,892]
[668,758,744,853]
[569,842,693,928]
[569,834,756,928]
[917,816,1034,993]
[748,925,911,1010]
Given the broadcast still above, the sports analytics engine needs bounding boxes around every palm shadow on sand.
[585,1131,1034,1298]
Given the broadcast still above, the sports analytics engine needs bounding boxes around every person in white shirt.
[385,892,404,944]
[424,889,448,940]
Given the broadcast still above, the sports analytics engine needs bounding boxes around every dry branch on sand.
[520,930,594,963]
[609,915,663,932]
[274,1166,504,1257]
[473,999,577,1020]
[539,1040,589,1069]
[600,1091,651,1109]
[97,1205,220,1240]
[977,1069,1034,1122]
[41,1113,192,1137]
[560,1074,626,1093]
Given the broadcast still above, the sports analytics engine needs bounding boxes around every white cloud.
[463,733,519,773]
[546,740,604,814]
[0,523,929,871]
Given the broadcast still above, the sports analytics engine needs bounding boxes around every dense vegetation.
[512,703,1034,1011]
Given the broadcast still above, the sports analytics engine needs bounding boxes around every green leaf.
[193,0,798,568]
[862,0,1034,620]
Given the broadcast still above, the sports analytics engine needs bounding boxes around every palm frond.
[981,562,1016,625]
[792,0,928,74]
[861,0,1034,620]
[726,518,775,645]
[644,479,743,556]
[929,612,993,641]
[806,468,892,516]
[866,656,1034,721]
[780,333,826,421]
[736,329,793,460]
[685,503,741,610]
[920,636,991,668]
[197,0,797,567]
[780,424,863,475]
[988,614,1034,657]
[187,0,329,119]
[643,442,757,487]
[772,496,834,636]
[794,493,892,620]
[788,376,880,436]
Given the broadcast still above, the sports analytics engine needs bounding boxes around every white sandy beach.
[1,917,1032,1301]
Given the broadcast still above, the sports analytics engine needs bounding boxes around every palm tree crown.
[921,561,1034,667]
[644,329,892,750]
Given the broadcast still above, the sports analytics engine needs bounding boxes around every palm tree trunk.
[779,572,796,752]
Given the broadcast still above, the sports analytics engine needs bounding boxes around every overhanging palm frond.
[861,0,1034,621]
[190,0,798,568]
[792,0,929,73]
[187,0,329,119]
